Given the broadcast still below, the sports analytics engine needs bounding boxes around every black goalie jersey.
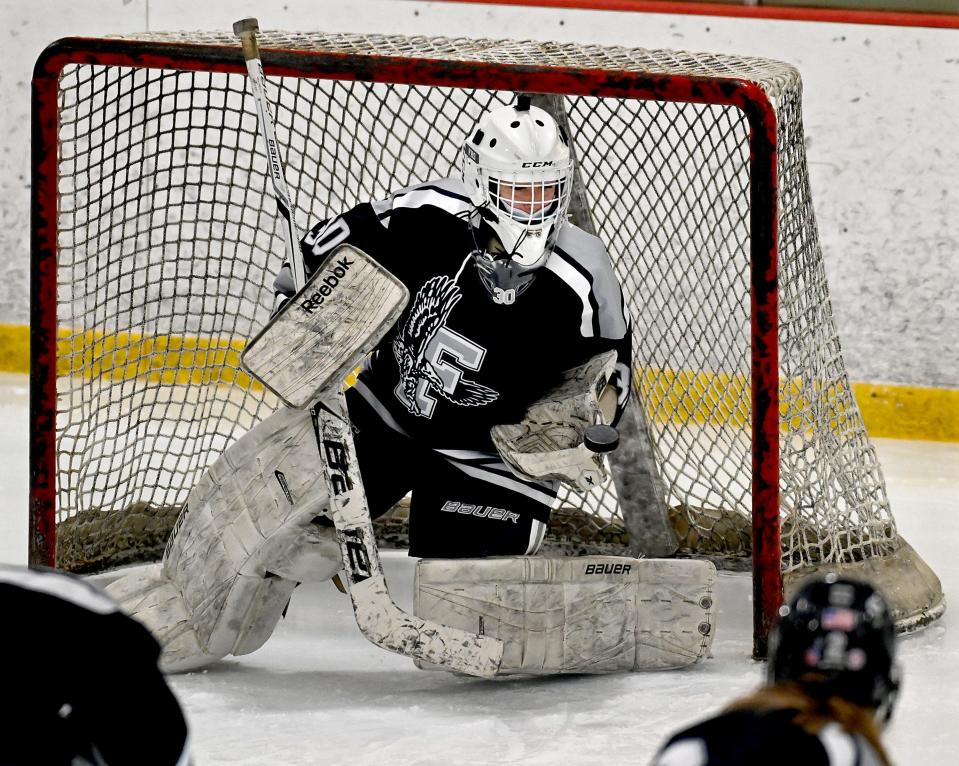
[277,177,632,451]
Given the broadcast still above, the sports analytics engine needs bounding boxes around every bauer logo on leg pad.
[583,562,632,575]
[414,556,716,674]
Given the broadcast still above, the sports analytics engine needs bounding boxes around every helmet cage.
[485,166,571,224]
[469,160,572,268]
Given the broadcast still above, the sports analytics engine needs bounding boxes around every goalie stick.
[233,18,503,677]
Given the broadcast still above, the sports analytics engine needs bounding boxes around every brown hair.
[725,681,892,766]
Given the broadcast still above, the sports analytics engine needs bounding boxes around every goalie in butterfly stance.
[107,98,713,675]
[652,575,900,766]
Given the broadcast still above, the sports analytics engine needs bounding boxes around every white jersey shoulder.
[818,723,885,766]
[371,177,473,228]
[0,564,119,615]
[545,223,629,340]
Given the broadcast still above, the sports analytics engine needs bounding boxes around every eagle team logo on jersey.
[392,274,499,418]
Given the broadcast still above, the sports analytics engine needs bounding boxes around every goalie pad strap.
[414,556,716,675]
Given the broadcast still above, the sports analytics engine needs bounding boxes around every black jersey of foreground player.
[652,575,899,766]
[651,701,888,766]
[0,565,191,765]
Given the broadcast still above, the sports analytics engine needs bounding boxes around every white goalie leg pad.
[414,556,717,675]
[106,562,298,673]
[106,405,341,672]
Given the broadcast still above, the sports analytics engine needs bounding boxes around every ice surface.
[1,372,956,764]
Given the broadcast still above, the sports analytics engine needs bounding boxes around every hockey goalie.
[106,94,716,676]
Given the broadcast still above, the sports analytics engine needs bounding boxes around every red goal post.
[29,30,943,657]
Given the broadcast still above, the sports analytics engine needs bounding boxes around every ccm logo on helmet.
[521,161,555,168]
[584,563,632,575]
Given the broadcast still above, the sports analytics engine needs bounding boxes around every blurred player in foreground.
[652,574,899,766]
[0,565,191,765]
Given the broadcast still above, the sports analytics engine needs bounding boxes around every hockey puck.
[584,424,619,453]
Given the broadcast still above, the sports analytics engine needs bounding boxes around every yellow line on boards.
[853,383,959,442]
[0,322,955,441]
[0,324,25,374]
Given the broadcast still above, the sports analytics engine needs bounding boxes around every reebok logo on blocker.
[298,255,355,315]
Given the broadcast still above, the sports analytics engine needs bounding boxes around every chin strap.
[471,212,544,263]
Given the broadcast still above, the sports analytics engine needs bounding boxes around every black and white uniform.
[0,565,191,766]
[276,177,632,558]
[652,707,886,766]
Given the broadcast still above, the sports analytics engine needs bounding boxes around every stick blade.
[242,245,409,408]
[352,576,503,678]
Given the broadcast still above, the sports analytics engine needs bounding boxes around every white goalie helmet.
[462,96,573,302]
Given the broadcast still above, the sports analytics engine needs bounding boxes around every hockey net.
[30,31,943,653]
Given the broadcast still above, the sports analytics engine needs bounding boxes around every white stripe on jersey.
[353,377,412,437]
[436,453,567,512]
[433,448,502,463]
[437,449,544,484]
[373,178,472,229]
[614,361,631,407]
[547,225,630,341]
[544,254,595,337]
[817,724,860,766]
[525,519,547,554]
[0,564,118,615]
[448,462,558,507]
[351,386,558,507]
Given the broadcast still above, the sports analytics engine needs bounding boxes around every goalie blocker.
[415,556,717,674]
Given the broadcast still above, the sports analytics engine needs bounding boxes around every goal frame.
[29,35,781,655]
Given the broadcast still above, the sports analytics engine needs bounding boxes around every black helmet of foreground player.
[769,574,901,723]
[462,95,573,305]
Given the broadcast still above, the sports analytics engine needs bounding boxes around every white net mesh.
[42,32,909,589]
